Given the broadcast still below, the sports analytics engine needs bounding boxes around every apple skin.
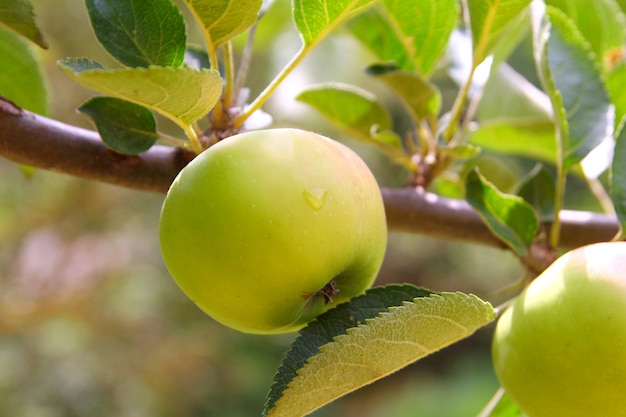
[492,241,626,417]
[159,128,387,334]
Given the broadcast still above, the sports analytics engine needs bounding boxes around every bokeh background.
[0,1,553,416]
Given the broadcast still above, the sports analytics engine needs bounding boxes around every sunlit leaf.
[59,58,222,132]
[184,0,262,55]
[79,97,158,155]
[466,0,532,66]
[0,26,47,115]
[293,0,376,47]
[466,168,540,256]
[0,0,46,48]
[86,0,186,68]
[296,83,411,168]
[264,288,495,417]
[297,83,392,134]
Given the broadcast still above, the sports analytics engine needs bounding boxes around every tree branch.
[0,103,619,249]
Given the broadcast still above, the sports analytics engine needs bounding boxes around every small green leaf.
[0,0,46,48]
[184,0,262,55]
[516,164,556,219]
[534,6,613,170]
[445,143,481,160]
[59,59,222,133]
[466,0,532,65]
[611,125,626,240]
[0,26,47,115]
[264,288,494,417]
[293,0,376,47]
[380,0,459,75]
[78,97,158,155]
[366,63,441,121]
[86,0,186,68]
[296,83,392,135]
[466,168,540,256]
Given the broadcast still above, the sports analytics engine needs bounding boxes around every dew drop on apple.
[302,187,328,210]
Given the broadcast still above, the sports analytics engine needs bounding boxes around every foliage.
[1,0,625,416]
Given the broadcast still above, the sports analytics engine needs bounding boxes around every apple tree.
[1,0,625,416]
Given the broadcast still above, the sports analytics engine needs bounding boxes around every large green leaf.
[0,0,46,48]
[534,6,613,170]
[611,125,626,240]
[0,26,47,115]
[79,97,158,155]
[264,287,495,417]
[346,7,412,70]
[466,0,532,66]
[465,168,540,256]
[293,0,376,47]
[59,58,222,133]
[545,0,626,129]
[86,0,186,68]
[381,0,458,76]
[185,0,262,57]
[545,0,626,73]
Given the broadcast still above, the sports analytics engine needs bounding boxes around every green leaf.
[86,0,186,68]
[0,26,47,115]
[59,59,222,133]
[382,0,458,75]
[264,288,494,417]
[465,168,540,256]
[607,64,626,130]
[466,0,532,66]
[346,7,412,70]
[296,83,391,134]
[611,125,626,240]
[78,97,158,155]
[293,0,376,47]
[366,63,441,121]
[470,119,556,162]
[535,6,613,170]
[0,0,46,48]
[296,83,412,169]
[184,0,262,55]
[516,164,556,219]
[545,0,626,74]
[347,0,460,75]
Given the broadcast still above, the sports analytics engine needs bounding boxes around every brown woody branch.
[0,104,619,249]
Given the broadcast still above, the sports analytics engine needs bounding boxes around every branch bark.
[0,104,619,249]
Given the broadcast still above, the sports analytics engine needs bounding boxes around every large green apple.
[159,128,387,334]
[492,241,626,417]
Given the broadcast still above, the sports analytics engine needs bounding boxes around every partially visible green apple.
[159,128,387,334]
[492,241,626,417]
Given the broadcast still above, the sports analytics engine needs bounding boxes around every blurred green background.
[0,1,534,416]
